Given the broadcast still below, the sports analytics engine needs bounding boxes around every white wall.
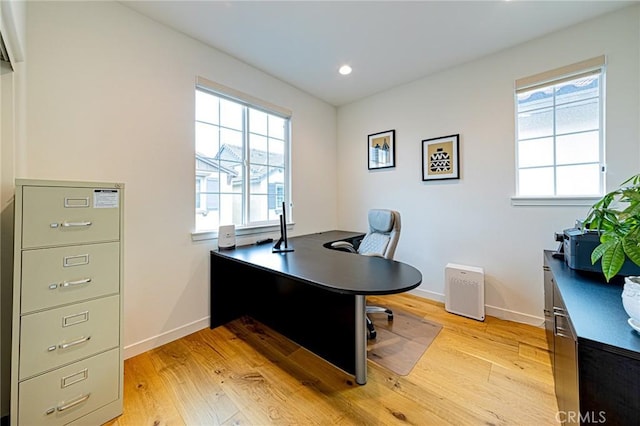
[20,1,338,357]
[10,0,640,367]
[0,67,15,419]
[1,0,26,417]
[337,6,640,324]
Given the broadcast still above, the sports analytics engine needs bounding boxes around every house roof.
[196,144,284,183]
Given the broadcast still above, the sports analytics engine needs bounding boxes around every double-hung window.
[515,56,605,200]
[195,78,291,233]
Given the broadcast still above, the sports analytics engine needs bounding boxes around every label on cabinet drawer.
[18,349,119,426]
[63,254,90,267]
[61,368,88,388]
[63,311,89,327]
[63,197,90,208]
[19,295,119,380]
[93,189,119,208]
[21,242,120,313]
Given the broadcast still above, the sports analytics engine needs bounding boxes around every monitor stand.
[273,203,294,253]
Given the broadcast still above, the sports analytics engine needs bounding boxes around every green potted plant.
[585,173,640,281]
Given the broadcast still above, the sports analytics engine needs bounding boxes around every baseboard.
[485,304,544,327]
[123,316,209,359]
[407,288,544,327]
[409,287,445,303]
[123,290,545,359]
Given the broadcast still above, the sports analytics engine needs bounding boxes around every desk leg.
[355,294,367,385]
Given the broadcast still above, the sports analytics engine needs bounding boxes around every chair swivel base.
[366,308,394,340]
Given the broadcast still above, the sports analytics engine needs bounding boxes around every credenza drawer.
[21,242,120,313]
[18,348,119,426]
[22,186,120,248]
[19,295,120,380]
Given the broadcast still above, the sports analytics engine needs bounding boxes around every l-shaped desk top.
[210,230,423,385]
[213,230,423,295]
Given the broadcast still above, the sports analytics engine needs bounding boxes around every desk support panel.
[211,252,357,376]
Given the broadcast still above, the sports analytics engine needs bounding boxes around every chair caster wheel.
[388,314,394,321]
[368,330,377,340]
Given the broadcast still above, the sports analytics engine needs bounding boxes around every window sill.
[510,196,600,207]
[191,222,295,242]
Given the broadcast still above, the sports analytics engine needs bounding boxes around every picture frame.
[368,129,395,170]
[422,134,460,181]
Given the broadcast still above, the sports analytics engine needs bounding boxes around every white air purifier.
[445,263,485,321]
[218,224,236,250]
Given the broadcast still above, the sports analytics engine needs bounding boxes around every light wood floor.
[105,293,559,425]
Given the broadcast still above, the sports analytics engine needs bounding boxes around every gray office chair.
[331,209,401,339]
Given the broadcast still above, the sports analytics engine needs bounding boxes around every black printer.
[558,226,640,276]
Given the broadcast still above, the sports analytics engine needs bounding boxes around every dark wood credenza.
[544,251,640,425]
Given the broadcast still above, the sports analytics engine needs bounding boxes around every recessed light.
[339,65,352,75]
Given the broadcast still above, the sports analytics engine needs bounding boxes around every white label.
[93,189,119,208]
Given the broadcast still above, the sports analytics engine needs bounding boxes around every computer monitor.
[273,201,294,253]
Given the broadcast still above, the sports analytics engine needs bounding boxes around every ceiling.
[122,0,636,106]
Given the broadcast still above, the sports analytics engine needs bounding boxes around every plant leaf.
[601,239,625,282]
[622,201,640,219]
[585,192,617,228]
[623,236,640,267]
[591,241,612,263]
[620,174,640,187]
[587,173,640,281]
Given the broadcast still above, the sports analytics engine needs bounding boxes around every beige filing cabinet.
[10,179,124,425]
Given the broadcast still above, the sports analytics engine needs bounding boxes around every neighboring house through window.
[515,56,605,199]
[195,78,291,233]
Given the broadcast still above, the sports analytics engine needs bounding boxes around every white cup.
[622,276,640,322]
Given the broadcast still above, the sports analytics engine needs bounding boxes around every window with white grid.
[195,79,291,233]
[515,56,605,198]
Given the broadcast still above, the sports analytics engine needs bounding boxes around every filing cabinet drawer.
[22,186,120,248]
[21,242,120,313]
[19,295,119,380]
[18,348,119,426]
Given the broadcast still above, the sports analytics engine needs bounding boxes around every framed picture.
[422,134,460,181]
[368,130,395,170]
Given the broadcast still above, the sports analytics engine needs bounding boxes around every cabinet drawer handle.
[56,393,91,412]
[62,221,92,228]
[62,278,92,287]
[553,311,573,339]
[58,336,91,349]
[553,307,567,317]
[555,330,573,339]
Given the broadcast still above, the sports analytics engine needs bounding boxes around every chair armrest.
[330,241,357,253]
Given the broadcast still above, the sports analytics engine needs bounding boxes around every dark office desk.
[210,230,422,384]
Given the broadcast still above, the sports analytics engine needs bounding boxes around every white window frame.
[192,77,292,240]
[511,56,606,206]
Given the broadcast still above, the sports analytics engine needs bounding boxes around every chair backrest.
[357,209,401,260]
